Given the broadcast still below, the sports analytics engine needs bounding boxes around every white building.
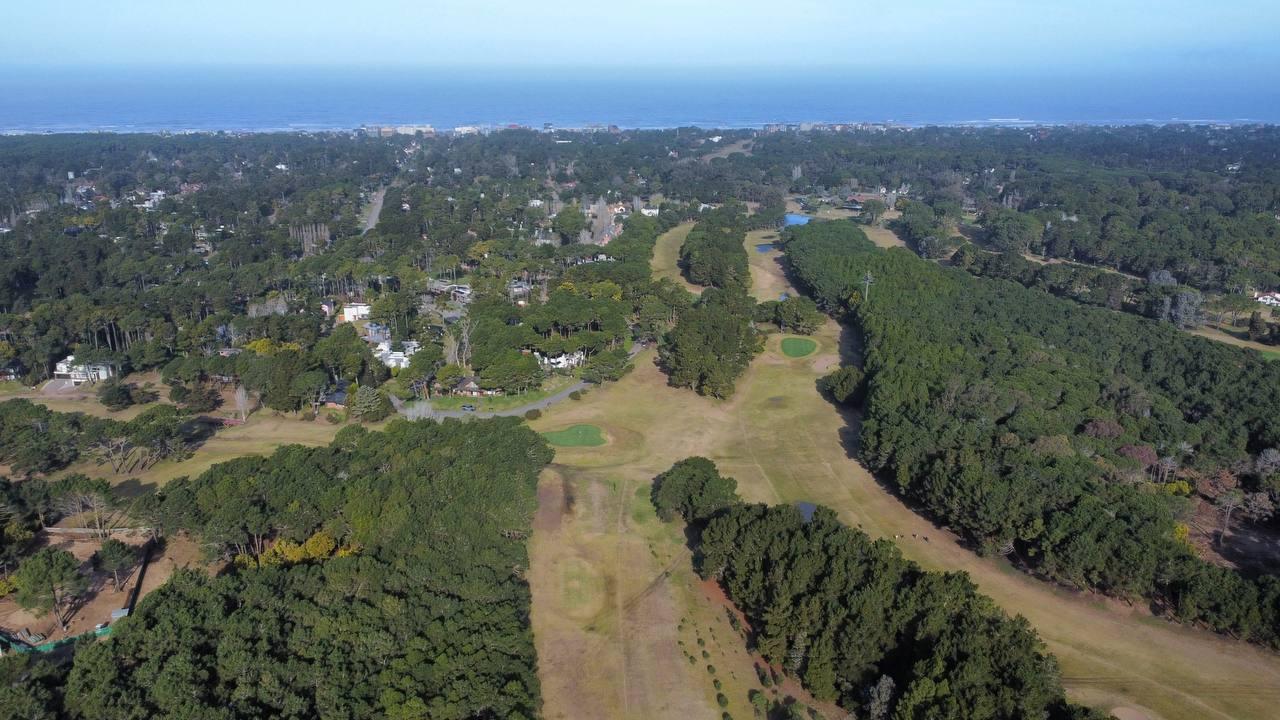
[340,303,372,323]
[535,350,586,370]
[373,340,421,369]
[54,355,115,384]
[1257,292,1280,308]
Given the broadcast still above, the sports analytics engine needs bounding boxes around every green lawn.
[780,337,817,358]
[542,424,607,447]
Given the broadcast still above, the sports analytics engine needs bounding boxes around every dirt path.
[650,222,703,295]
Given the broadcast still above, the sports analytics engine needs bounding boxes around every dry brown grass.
[650,222,703,295]
[697,138,753,163]
[527,238,1280,720]
[862,224,907,249]
[0,533,207,644]
[1191,322,1280,358]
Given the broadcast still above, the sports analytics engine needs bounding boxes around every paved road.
[399,344,649,421]
[361,186,387,234]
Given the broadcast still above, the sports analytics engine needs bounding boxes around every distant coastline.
[1,65,1276,134]
[1,118,1273,136]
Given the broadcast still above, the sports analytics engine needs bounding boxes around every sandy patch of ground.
[0,532,206,646]
[811,354,839,373]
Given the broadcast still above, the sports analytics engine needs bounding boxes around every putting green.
[542,424,607,447]
[780,337,817,358]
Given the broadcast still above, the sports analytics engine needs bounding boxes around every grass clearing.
[651,222,703,295]
[1190,322,1280,358]
[543,424,607,447]
[780,337,817,358]
[863,223,907,249]
[744,229,793,301]
[526,236,1280,720]
[49,412,353,496]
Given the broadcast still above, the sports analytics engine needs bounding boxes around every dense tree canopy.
[659,287,762,398]
[784,219,1280,647]
[55,418,554,720]
[654,457,1103,720]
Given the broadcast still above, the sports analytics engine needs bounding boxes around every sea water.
[1,66,1276,133]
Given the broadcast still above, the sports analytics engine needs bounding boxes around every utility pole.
[862,271,875,302]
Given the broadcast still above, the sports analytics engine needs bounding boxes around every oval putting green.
[780,337,817,358]
[542,424,607,447]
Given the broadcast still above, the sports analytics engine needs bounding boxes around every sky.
[4,0,1279,76]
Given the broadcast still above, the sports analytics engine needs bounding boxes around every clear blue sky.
[5,0,1278,75]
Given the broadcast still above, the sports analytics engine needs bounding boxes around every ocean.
[1,66,1277,133]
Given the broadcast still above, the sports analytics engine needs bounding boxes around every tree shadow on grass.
[112,479,158,498]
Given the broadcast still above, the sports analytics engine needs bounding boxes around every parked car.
[461,404,477,412]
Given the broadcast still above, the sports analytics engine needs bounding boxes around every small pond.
[783,213,812,226]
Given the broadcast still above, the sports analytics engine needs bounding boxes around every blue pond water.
[754,243,776,253]
[784,213,812,227]
[796,502,818,523]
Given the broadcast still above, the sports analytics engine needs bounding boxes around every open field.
[698,138,752,163]
[862,223,907,249]
[527,358,836,720]
[1191,322,1280,360]
[11,373,169,420]
[527,238,1280,719]
[10,376,356,491]
[650,222,703,295]
[49,412,348,495]
[784,198,862,221]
